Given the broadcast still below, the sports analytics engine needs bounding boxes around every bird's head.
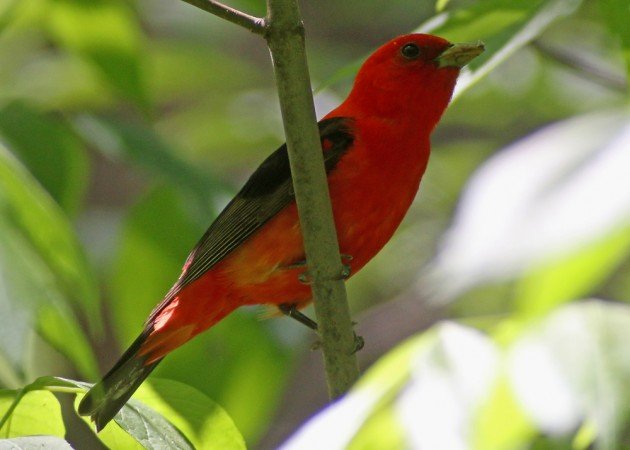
[339,34,484,129]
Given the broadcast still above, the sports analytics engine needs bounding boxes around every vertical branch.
[178,0,360,397]
[264,0,360,397]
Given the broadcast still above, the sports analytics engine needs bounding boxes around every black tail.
[78,330,162,431]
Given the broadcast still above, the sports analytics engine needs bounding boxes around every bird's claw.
[311,333,363,353]
[298,263,351,285]
[351,332,365,354]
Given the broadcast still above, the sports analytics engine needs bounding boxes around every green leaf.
[514,226,630,318]
[131,379,245,450]
[46,0,148,108]
[0,436,73,449]
[114,397,194,450]
[599,0,630,76]
[473,375,536,450]
[0,390,65,438]
[0,101,89,216]
[0,144,99,379]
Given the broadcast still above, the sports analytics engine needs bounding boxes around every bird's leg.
[278,303,318,330]
[282,254,353,284]
[279,303,364,354]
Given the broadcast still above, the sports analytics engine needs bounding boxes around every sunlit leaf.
[0,144,99,379]
[132,379,245,450]
[1,376,243,449]
[514,226,630,318]
[114,398,194,450]
[0,101,89,215]
[98,379,245,450]
[473,375,536,450]
[0,390,64,438]
[427,110,630,299]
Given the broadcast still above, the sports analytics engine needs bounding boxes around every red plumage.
[79,33,483,431]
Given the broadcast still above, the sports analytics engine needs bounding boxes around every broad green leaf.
[46,0,147,108]
[473,375,536,450]
[346,406,405,450]
[508,301,630,450]
[132,379,245,450]
[0,101,89,216]
[0,390,64,438]
[73,115,225,214]
[599,0,630,76]
[70,377,243,449]
[427,110,630,299]
[0,144,99,379]
[114,397,194,450]
[0,436,72,449]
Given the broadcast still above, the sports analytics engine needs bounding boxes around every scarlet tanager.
[79,33,484,430]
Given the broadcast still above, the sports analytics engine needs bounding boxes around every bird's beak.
[435,41,485,68]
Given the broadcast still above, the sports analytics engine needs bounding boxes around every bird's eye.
[400,43,421,59]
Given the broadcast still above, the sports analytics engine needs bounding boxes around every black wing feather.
[147,117,354,324]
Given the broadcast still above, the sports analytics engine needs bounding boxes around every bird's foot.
[278,303,318,330]
[281,255,353,284]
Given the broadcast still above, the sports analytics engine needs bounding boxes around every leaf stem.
[0,389,24,433]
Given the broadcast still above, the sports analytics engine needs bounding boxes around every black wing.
[148,117,354,323]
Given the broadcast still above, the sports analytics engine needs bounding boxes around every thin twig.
[533,40,628,93]
[179,0,265,34]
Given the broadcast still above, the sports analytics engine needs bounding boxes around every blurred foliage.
[284,302,630,450]
[0,0,628,448]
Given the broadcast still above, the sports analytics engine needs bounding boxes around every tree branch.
[179,0,265,34]
[176,0,360,398]
[264,0,360,397]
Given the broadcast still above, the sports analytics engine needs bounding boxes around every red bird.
[79,33,483,430]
